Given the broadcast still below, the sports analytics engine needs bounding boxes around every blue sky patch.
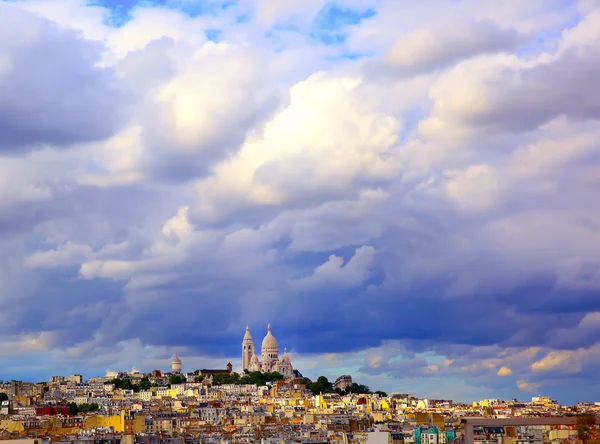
[92,0,237,27]
[205,29,223,42]
[310,3,376,46]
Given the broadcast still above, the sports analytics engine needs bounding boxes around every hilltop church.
[242,324,294,378]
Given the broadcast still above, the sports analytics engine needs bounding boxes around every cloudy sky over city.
[1,0,600,403]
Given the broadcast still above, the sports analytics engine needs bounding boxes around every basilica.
[242,324,294,378]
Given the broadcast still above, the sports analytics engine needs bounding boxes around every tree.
[306,376,334,395]
[577,413,597,444]
[264,372,284,382]
[139,378,151,391]
[78,403,100,413]
[345,383,371,394]
[111,378,134,390]
[69,402,78,415]
[169,375,185,385]
[375,390,388,397]
[0,393,8,402]
[194,375,204,383]
[212,372,241,385]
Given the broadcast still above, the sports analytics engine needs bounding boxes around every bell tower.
[242,326,255,372]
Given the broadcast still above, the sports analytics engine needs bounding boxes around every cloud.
[1,0,600,404]
[139,42,285,181]
[377,18,524,77]
[497,366,513,376]
[292,245,376,290]
[517,379,541,393]
[421,11,600,138]
[0,3,126,153]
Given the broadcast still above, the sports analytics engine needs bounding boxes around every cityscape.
[0,326,599,444]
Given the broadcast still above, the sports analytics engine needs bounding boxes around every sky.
[0,0,600,404]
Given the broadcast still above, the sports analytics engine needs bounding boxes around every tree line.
[303,376,386,397]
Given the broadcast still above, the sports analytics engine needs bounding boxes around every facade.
[241,324,294,378]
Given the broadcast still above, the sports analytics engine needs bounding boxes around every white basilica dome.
[261,324,278,350]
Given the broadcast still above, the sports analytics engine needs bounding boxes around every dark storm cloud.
[0,4,127,153]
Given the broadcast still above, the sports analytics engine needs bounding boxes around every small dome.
[250,354,259,364]
[172,355,182,364]
[282,347,291,363]
[243,325,253,341]
[261,324,278,350]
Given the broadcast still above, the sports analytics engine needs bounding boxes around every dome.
[172,355,182,364]
[261,324,278,350]
[243,325,253,341]
[282,347,291,363]
[250,354,259,364]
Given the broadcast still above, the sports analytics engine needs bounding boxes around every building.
[171,355,182,374]
[334,375,353,391]
[68,374,83,384]
[241,324,294,378]
[197,364,234,378]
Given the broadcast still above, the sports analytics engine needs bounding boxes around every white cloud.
[381,18,523,76]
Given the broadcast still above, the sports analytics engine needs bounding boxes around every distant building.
[334,375,353,390]
[171,355,182,374]
[68,374,83,384]
[198,364,234,377]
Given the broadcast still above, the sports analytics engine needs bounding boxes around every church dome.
[282,347,291,363]
[261,324,278,350]
[250,354,259,364]
[172,355,182,364]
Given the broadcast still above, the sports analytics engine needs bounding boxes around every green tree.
[0,392,8,401]
[69,402,78,415]
[194,375,204,383]
[375,390,388,397]
[77,403,100,413]
[212,372,241,385]
[111,378,134,390]
[577,413,597,444]
[169,375,185,385]
[139,378,152,391]
[345,383,371,394]
[306,376,334,395]
[264,372,284,382]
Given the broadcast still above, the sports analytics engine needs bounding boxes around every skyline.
[1,0,600,405]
